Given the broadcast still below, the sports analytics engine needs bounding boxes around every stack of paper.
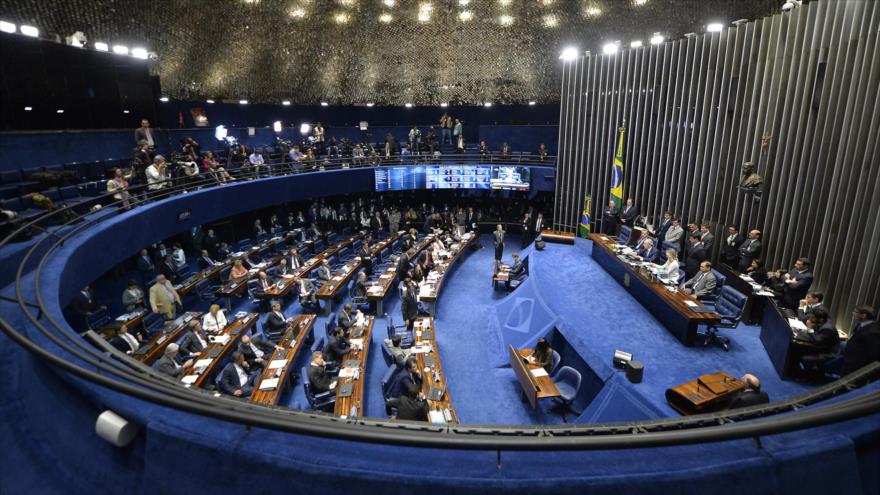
[268,359,287,370]
[338,368,357,379]
[788,318,808,330]
[258,378,279,391]
[181,375,198,385]
[210,334,230,345]
[530,368,549,378]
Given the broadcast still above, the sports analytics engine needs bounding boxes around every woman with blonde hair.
[202,303,228,333]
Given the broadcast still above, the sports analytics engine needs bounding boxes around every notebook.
[428,386,445,401]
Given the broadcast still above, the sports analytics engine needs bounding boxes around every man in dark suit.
[721,225,745,267]
[159,254,179,284]
[298,277,319,311]
[134,118,155,147]
[137,249,155,285]
[198,250,218,270]
[337,303,354,334]
[109,323,143,355]
[217,242,231,260]
[770,258,814,310]
[509,253,527,283]
[274,259,292,277]
[684,234,707,278]
[395,382,429,421]
[264,302,290,338]
[253,270,274,297]
[737,229,762,273]
[154,343,193,378]
[370,211,383,237]
[203,229,219,258]
[154,243,170,265]
[179,320,209,356]
[619,198,639,228]
[655,211,673,241]
[217,351,259,397]
[727,374,769,409]
[325,326,352,363]
[392,357,423,399]
[602,200,619,235]
[360,242,373,276]
[401,279,419,331]
[288,248,304,271]
[307,351,337,393]
[533,212,544,242]
[315,260,332,281]
[465,207,477,230]
[841,305,880,376]
[520,212,532,247]
[635,239,659,263]
[239,333,280,370]
[395,254,411,281]
[699,223,714,252]
[796,309,841,379]
[797,292,828,322]
[493,224,505,261]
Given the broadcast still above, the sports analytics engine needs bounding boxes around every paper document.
[194,358,213,369]
[684,300,698,308]
[530,368,549,378]
[258,378,279,391]
[349,338,364,349]
[180,375,198,385]
[210,334,230,345]
[788,318,808,330]
[268,359,287,370]
[428,410,446,425]
[338,367,357,378]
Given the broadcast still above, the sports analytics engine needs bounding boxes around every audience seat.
[301,365,336,411]
[618,225,632,244]
[703,286,747,351]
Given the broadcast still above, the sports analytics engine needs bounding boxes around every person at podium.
[728,374,769,409]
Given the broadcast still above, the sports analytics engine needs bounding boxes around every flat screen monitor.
[375,165,530,192]
[490,166,531,191]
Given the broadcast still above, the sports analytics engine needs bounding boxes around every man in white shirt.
[217,351,259,396]
[145,155,168,191]
[249,149,267,178]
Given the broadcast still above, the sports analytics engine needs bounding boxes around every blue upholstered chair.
[549,350,562,378]
[325,312,337,340]
[703,286,747,351]
[195,279,217,304]
[618,225,632,244]
[348,279,369,311]
[385,315,413,348]
[142,312,165,335]
[301,365,336,411]
[380,363,402,400]
[551,366,582,422]
[86,307,111,331]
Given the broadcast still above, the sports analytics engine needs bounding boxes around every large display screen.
[375,165,530,192]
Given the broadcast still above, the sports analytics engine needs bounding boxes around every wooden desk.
[493,263,510,290]
[418,233,476,315]
[178,312,258,388]
[509,345,560,409]
[258,273,299,299]
[317,257,362,314]
[590,233,720,346]
[716,263,769,325]
[251,314,316,405]
[665,371,745,415]
[132,311,202,365]
[333,316,373,418]
[412,317,459,424]
[541,229,576,245]
[98,309,148,339]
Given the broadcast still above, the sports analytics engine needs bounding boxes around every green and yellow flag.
[609,126,626,209]
[579,195,592,238]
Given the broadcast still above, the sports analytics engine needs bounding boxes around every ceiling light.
[459,11,473,21]
[707,23,724,32]
[366,102,375,107]
[684,32,697,38]
[123,110,130,114]
[540,0,555,5]
[320,101,329,106]
[159,97,169,102]
[458,0,470,5]
[499,15,514,26]
[781,1,800,11]
[24,106,32,111]
[584,7,602,18]
[483,102,492,107]
[66,31,87,47]
[650,33,664,45]
[94,42,109,51]
[131,47,148,59]
[239,99,249,104]
[630,40,643,48]
[0,21,16,34]
[498,0,511,5]
[405,103,413,108]
[418,3,432,23]
[281,100,290,106]
[732,19,749,26]
[633,0,648,5]
[273,121,282,133]
[334,13,350,24]
[379,13,393,23]
[206,99,215,104]
[20,25,38,37]
[215,125,228,141]
[602,42,619,55]
[383,0,395,6]
[559,46,579,61]
[56,109,64,114]
[440,102,448,107]
[542,14,558,28]
[289,8,306,18]
[528,101,537,106]
[337,0,355,5]
[112,45,128,55]
[300,123,311,134]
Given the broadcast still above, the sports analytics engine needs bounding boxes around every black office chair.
[301,366,336,411]
[702,286,747,351]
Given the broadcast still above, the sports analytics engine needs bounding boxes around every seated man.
[727,374,769,409]
[315,259,332,282]
[352,271,368,299]
[841,305,880,376]
[796,309,840,379]
[635,238,659,263]
[274,258,292,277]
[395,382,429,422]
[391,357,423,399]
[383,334,411,366]
[325,326,352,363]
[681,261,717,298]
[507,253,527,289]
[198,249,218,270]
[797,291,828,322]
[179,320,209,357]
[154,343,193,378]
[298,277,319,311]
[264,301,290,337]
[109,323,143,355]
[253,270,274,296]
[217,351,260,397]
[307,351,337,394]
[337,303,355,334]
[239,333,281,371]
[288,248,305,270]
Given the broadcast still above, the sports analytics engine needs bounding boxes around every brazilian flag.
[609,126,626,209]
[579,195,592,238]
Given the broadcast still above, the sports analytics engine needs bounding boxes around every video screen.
[375,166,427,192]
[490,166,531,190]
[426,166,491,190]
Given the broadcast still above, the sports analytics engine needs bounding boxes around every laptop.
[337,382,353,398]
[423,355,436,368]
[343,359,361,369]
[428,385,445,401]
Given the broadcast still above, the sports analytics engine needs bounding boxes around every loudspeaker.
[95,410,138,447]
[612,349,632,369]
[625,360,644,383]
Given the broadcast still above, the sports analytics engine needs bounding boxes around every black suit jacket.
[198,256,216,270]
[842,321,880,376]
[396,257,410,280]
[109,334,140,354]
[338,310,354,332]
[217,363,255,395]
[401,288,419,322]
[204,235,219,256]
[159,262,179,283]
[728,389,770,409]
[656,219,672,241]
[619,206,639,226]
[325,335,352,363]
[239,337,275,367]
[721,233,745,263]
[782,270,813,309]
[396,395,429,421]
[179,330,208,355]
[137,255,155,274]
[685,244,708,278]
[69,290,97,316]
[308,364,334,393]
[392,370,423,399]
[264,311,288,336]
[738,239,762,271]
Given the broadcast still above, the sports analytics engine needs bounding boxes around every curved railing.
[1,160,878,451]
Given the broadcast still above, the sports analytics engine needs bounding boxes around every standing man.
[439,113,452,145]
[737,229,762,273]
[684,234,708,279]
[134,118,155,148]
[655,211,673,241]
[520,212,532,248]
[493,224,505,261]
[149,274,181,320]
[401,279,419,332]
[602,200,619,235]
[388,207,401,234]
[664,218,684,247]
[699,223,715,252]
[721,225,745,267]
[136,248,155,286]
[619,198,639,228]
[770,258,814,310]
[533,212,544,242]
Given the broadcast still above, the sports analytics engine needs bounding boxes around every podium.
[665,371,745,415]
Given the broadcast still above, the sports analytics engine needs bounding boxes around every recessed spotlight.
[334,13,350,24]
[633,0,648,5]
[543,14,558,28]
[484,102,492,107]
[239,99,248,104]
[498,0,511,5]
[405,103,413,108]
[320,101,329,106]
[458,0,470,5]
[206,99,215,104]
[559,46,579,61]
[499,14,514,26]
[23,106,32,111]
[602,42,619,55]
[366,102,375,107]
[289,8,306,18]
[379,13,393,23]
[281,100,290,106]
[650,33,664,45]
[630,40,643,48]
[584,7,602,18]
[131,47,148,59]
[459,11,473,21]
[418,3,432,22]
[273,121,282,133]
[56,109,64,114]
[383,0,395,6]
[112,45,128,55]
[20,25,38,37]
[94,42,109,51]
[159,97,169,102]
[0,21,16,34]
[123,110,130,114]
[528,101,536,106]
[707,22,724,32]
